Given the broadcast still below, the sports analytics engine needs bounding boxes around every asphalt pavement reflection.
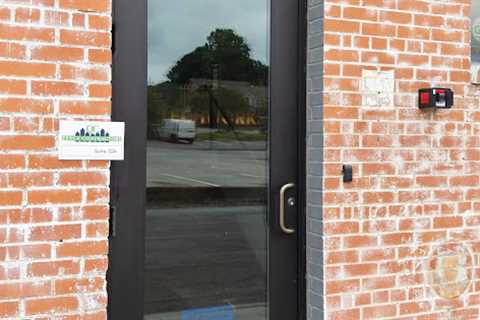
[147,140,267,188]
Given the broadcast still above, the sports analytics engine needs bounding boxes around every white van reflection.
[152,119,197,144]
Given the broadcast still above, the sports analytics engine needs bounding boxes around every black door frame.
[107,0,147,319]
[108,0,307,319]
[297,2,308,319]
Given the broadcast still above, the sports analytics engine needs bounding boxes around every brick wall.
[309,0,480,319]
[4,0,479,318]
[0,0,111,318]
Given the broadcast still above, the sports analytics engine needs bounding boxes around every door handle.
[109,205,117,238]
[280,183,295,234]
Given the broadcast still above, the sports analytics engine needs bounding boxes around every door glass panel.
[145,1,270,319]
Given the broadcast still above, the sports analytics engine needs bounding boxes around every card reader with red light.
[419,88,454,109]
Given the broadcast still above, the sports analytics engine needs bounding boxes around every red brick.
[0,301,18,317]
[364,305,397,319]
[399,301,431,315]
[326,279,360,294]
[0,135,55,150]
[31,45,84,62]
[0,24,54,42]
[28,260,80,277]
[56,241,108,258]
[28,189,82,205]
[362,276,396,290]
[59,0,110,13]
[15,7,41,23]
[60,29,111,48]
[25,296,79,315]
[0,79,26,94]
[32,81,83,96]
[55,277,104,294]
[433,216,463,229]
[59,100,111,115]
[59,172,108,186]
[380,11,412,24]
[362,23,395,37]
[328,309,360,320]
[28,155,82,169]
[29,224,82,242]
[88,48,112,64]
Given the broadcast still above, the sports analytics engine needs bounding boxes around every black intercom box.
[342,165,353,183]
[419,88,454,109]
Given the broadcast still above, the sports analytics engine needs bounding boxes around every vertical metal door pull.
[280,183,295,234]
[109,205,117,238]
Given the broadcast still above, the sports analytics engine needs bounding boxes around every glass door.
[108,0,304,319]
[145,1,270,319]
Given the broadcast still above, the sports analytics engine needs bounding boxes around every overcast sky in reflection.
[148,0,269,84]
[473,2,480,62]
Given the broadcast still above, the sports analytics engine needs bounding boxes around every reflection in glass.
[472,3,480,81]
[145,1,269,319]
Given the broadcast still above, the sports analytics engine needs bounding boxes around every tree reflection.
[148,29,268,139]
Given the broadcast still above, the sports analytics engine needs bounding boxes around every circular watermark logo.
[473,18,480,42]
[428,243,473,300]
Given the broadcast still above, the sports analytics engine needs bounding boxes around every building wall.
[3,0,478,318]
[0,0,112,318]
[312,0,480,319]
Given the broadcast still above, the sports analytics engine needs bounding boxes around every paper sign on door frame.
[58,120,125,160]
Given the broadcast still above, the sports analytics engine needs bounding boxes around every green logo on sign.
[62,125,122,143]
